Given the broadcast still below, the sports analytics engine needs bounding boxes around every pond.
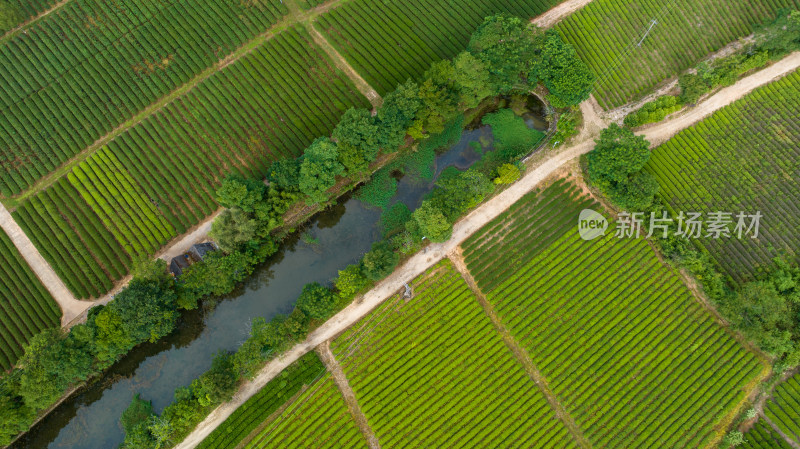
[14,100,547,449]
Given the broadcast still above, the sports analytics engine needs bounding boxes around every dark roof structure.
[189,242,217,261]
[169,254,192,277]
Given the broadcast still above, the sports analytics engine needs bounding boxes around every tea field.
[0,0,290,196]
[764,374,800,444]
[0,0,59,33]
[0,228,60,370]
[243,374,367,449]
[13,25,370,298]
[463,180,765,448]
[331,261,578,448]
[315,0,563,94]
[646,68,800,283]
[557,0,800,109]
[742,420,795,449]
[198,353,326,449]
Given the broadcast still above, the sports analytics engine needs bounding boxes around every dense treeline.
[0,229,60,371]
[0,0,289,195]
[15,25,370,299]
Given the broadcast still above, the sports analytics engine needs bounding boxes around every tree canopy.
[299,137,344,204]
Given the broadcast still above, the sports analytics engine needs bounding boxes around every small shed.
[169,254,192,277]
[189,242,217,261]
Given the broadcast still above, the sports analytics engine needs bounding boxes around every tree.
[361,241,399,281]
[190,352,238,407]
[721,280,794,358]
[431,168,495,219]
[531,30,595,107]
[209,208,259,253]
[299,137,344,204]
[216,175,265,212]
[295,282,338,320]
[722,431,744,447]
[453,52,493,109]
[267,158,301,192]
[413,200,452,243]
[377,80,421,149]
[120,394,156,449]
[0,393,35,445]
[16,330,78,409]
[109,279,178,344]
[0,1,21,31]
[333,108,381,162]
[494,163,521,184]
[468,15,538,94]
[335,264,370,300]
[587,124,658,210]
[409,71,459,138]
[178,250,255,308]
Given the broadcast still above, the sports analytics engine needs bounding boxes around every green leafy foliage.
[587,124,658,210]
[295,283,338,320]
[299,138,345,205]
[531,30,595,107]
[623,96,683,127]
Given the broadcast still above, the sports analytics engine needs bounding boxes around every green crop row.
[331,261,578,448]
[13,25,369,298]
[198,352,326,449]
[742,419,794,449]
[765,374,800,443]
[646,68,800,284]
[244,374,368,449]
[556,0,800,109]
[0,228,60,370]
[13,176,131,298]
[0,0,290,195]
[462,178,598,292]
[315,0,562,95]
[472,184,765,448]
[0,0,59,32]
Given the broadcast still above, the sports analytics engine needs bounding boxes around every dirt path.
[317,343,381,449]
[531,0,593,28]
[0,204,83,326]
[171,53,800,449]
[449,250,593,449]
[307,23,382,109]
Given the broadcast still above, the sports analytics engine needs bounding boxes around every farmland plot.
[0,0,289,195]
[646,69,800,283]
[0,0,60,32]
[198,353,326,449]
[764,374,800,444]
[243,374,368,449]
[13,25,370,298]
[557,0,800,109]
[0,228,61,370]
[463,181,765,448]
[315,0,563,95]
[331,261,578,449]
[742,420,794,449]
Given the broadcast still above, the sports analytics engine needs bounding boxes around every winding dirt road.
[173,52,800,449]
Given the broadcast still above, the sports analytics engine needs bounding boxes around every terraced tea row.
[315,0,562,95]
[198,353,326,449]
[244,374,367,449]
[462,178,597,292]
[0,228,60,370]
[0,0,289,195]
[0,0,60,33]
[764,374,800,444]
[646,68,800,283]
[13,25,370,298]
[331,261,578,448]
[742,420,795,449]
[557,0,800,108]
[463,181,765,448]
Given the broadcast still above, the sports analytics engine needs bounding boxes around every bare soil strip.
[448,249,593,449]
[317,343,381,449]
